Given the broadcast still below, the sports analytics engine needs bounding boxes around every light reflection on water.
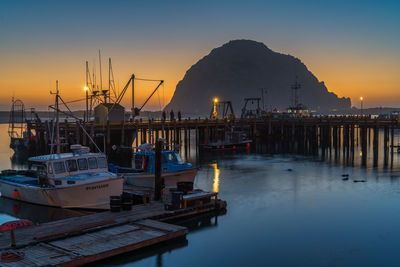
[2,124,400,266]
[211,163,220,193]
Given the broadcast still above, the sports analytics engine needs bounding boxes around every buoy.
[12,190,20,200]
[342,177,349,181]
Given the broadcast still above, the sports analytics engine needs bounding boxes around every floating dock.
[0,196,226,266]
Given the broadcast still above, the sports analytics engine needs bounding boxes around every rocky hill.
[165,39,351,115]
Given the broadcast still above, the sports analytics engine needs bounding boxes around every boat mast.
[55,81,60,154]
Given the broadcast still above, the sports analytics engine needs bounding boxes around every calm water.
[2,123,400,266]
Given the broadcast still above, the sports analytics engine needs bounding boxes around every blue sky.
[0,0,399,109]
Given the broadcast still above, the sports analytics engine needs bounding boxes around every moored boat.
[201,127,252,150]
[0,145,123,209]
[110,143,199,188]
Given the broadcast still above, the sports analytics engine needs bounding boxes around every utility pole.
[154,139,163,201]
[360,97,364,116]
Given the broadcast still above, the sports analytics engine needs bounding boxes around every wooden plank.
[135,219,186,233]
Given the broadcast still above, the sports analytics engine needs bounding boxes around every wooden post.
[384,126,389,166]
[373,124,379,167]
[154,139,163,201]
[10,229,16,247]
[361,125,367,167]
[121,121,125,146]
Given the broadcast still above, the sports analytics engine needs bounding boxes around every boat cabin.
[28,152,109,187]
[134,150,190,174]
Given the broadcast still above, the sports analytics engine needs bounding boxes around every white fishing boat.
[0,82,123,210]
[0,145,123,209]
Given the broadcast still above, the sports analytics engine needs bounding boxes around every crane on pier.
[109,75,164,119]
[209,98,235,120]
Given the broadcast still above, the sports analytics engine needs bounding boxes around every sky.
[0,0,399,111]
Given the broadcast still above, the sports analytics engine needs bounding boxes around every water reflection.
[211,163,220,193]
[0,197,89,224]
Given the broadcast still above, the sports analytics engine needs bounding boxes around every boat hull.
[201,140,252,150]
[123,168,199,188]
[0,178,124,210]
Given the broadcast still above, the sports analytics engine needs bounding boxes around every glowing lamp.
[84,86,89,91]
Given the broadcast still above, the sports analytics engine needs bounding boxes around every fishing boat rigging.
[0,81,123,209]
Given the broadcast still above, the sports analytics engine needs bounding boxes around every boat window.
[53,162,66,174]
[97,157,107,168]
[32,164,47,177]
[48,163,53,174]
[88,157,98,169]
[135,155,145,169]
[175,153,184,164]
[164,152,183,164]
[66,160,78,172]
[77,158,88,170]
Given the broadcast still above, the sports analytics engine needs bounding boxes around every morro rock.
[165,40,351,115]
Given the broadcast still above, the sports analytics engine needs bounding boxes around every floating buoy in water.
[353,180,366,183]
[342,174,349,177]
[287,168,293,172]
[12,189,20,200]
[342,177,349,181]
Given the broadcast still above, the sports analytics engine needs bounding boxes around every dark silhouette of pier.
[26,116,400,168]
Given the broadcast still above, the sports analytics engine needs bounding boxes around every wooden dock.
[26,116,400,168]
[0,199,227,266]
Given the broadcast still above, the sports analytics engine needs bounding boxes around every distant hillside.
[165,39,351,115]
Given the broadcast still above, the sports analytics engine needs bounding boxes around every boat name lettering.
[86,184,108,190]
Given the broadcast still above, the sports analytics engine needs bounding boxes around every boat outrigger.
[110,143,199,188]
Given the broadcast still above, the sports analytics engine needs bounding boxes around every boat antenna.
[98,49,103,101]
[49,80,60,154]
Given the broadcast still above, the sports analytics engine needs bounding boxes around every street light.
[213,97,218,118]
[360,96,364,116]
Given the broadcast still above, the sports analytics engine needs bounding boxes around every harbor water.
[1,124,400,266]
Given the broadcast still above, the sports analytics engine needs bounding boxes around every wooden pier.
[0,198,226,266]
[26,116,400,167]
